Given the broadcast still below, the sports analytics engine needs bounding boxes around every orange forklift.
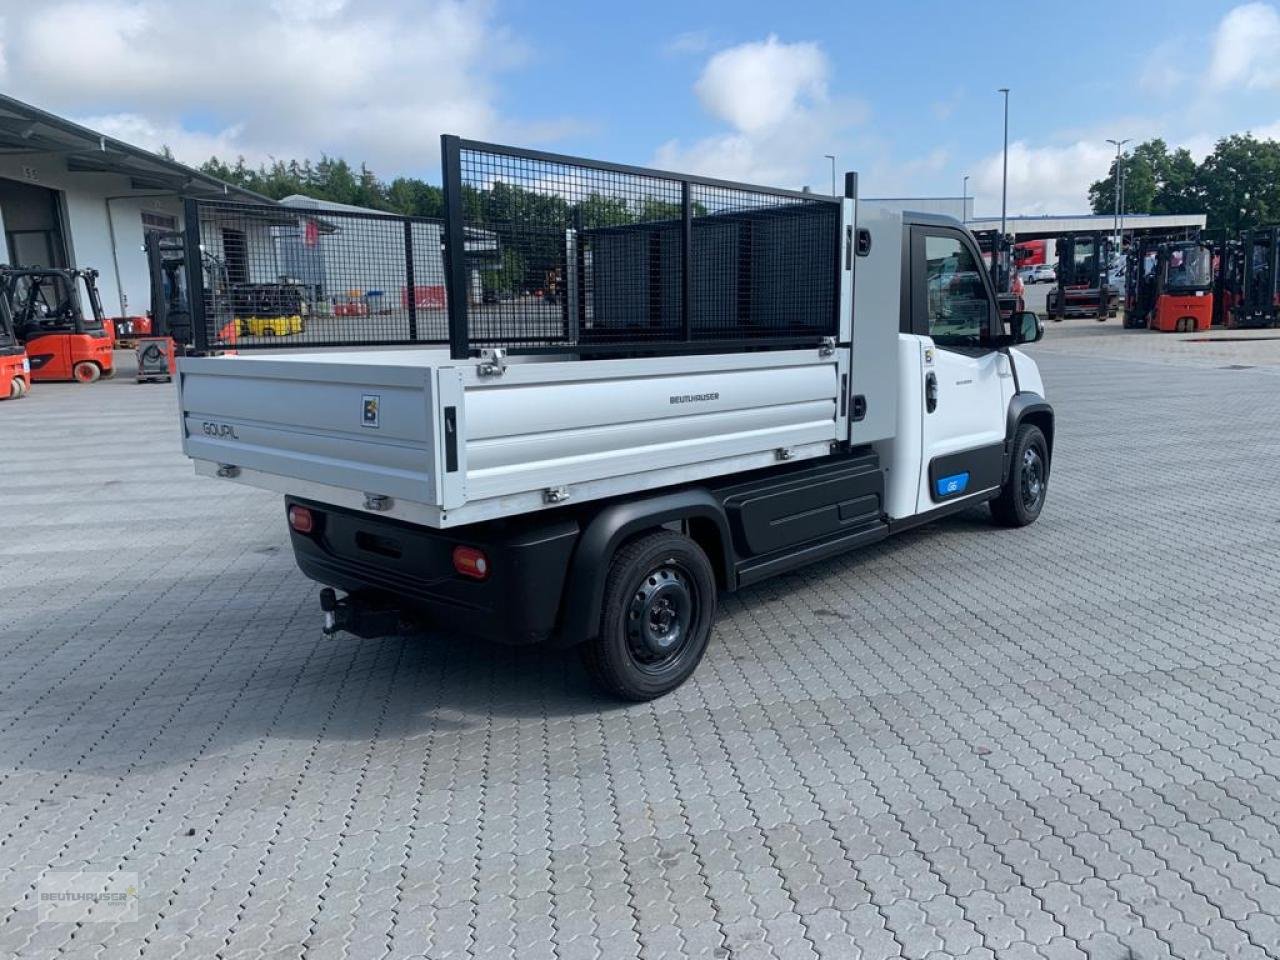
[0,287,30,400]
[0,266,115,382]
[1126,239,1214,332]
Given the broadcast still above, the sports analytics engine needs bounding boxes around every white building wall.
[0,153,186,317]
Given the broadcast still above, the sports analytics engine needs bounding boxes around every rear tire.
[990,424,1049,528]
[8,376,24,399]
[582,530,717,701]
[73,361,101,383]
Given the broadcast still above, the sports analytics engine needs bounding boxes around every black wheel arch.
[1005,392,1054,484]
[556,488,733,648]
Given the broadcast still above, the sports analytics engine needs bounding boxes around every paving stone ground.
[2,322,1280,959]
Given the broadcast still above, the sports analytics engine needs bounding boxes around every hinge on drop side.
[819,337,836,357]
[543,486,570,504]
[477,348,507,377]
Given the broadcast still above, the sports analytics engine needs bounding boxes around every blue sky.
[2,0,1277,214]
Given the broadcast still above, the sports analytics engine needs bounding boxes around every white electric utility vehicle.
[176,137,1053,700]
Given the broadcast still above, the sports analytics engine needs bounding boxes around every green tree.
[1088,139,1193,216]
[1193,133,1280,232]
[1088,133,1280,230]
[386,177,444,218]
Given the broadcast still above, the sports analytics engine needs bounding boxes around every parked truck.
[176,137,1053,700]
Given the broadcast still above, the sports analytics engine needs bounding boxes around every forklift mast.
[1050,232,1117,321]
[1241,227,1279,327]
[145,231,193,342]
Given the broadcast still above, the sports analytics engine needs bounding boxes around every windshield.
[1165,244,1212,289]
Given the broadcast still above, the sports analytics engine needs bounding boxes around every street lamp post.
[824,154,836,196]
[962,175,969,225]
[998,88,1010,238]
[1105,138,1130,256]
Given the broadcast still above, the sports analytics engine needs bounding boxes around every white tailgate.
[442,349,844,513]
[179,354,439,505]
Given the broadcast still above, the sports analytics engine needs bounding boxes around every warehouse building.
[0,94,263,318]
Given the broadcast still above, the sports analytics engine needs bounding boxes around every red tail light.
[452,545,489,580]
[288,505,314,534]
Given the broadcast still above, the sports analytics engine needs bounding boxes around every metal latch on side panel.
[775,447,795,461]
[216,463,240,478]
[819,337,836,357]
[477,348,507,377]
[543,486,570,505]
[363,494,393,512]
[856,228,872,257]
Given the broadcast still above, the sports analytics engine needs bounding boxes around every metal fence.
[441,136,841,358]
[186,199,450,352]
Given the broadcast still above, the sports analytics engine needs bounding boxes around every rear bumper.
[286,497,579,645]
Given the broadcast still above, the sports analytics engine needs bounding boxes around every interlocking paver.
[4,329,1280,958]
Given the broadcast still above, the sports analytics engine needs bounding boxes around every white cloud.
[1255,119,1280,140]
[78,113,251,166]
[972,140,1116,216]
[653,36,861,189]
[694,35,828,133]
[1208,2,1280,90]
[0,0,557,174]
[1138,40,1186,94]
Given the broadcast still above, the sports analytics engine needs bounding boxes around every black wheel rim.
[626,562,697,674]
[1020,446,1045,511]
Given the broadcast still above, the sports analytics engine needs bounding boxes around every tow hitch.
[319,588,407,639]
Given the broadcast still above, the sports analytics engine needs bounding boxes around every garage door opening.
[0,178,67,269]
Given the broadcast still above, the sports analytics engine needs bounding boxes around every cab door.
[911,226,1008,514]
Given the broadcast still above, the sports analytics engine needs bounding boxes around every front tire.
[990,424,1049,528]
[582,530,717,701]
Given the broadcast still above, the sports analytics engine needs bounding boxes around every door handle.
[925,372,938,413]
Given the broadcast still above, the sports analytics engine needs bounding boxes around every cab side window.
[923,233,991,348]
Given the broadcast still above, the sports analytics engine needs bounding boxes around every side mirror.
[1011,310,1043,345]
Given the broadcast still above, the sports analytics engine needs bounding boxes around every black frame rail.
[440,135,842,360]
[186,198,451,353]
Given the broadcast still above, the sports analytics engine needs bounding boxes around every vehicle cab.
[1,267,115,382]
[881,213,1048,524]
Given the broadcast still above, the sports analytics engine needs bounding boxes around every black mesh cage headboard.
[441,136,842,358]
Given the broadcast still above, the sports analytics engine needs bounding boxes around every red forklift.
[0,287,30,400]
[1236,227,1279,328]
[1047,232,1118,321]
[0,266,115,382]
[975,230,1025,321]
[1125,239,1214,332]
